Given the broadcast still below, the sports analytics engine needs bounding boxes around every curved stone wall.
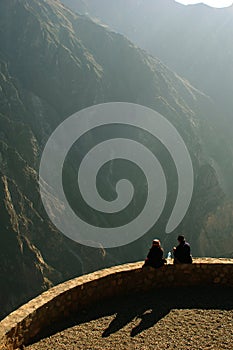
[0,258,233,350]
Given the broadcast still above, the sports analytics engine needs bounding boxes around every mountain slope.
[62,0,233,109]
[0,0,232,318]
[62,0,233,196]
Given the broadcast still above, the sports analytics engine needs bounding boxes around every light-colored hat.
[152,239,160,245]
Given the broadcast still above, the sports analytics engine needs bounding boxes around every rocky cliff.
[0,0,232,319]
[63,0,233,195]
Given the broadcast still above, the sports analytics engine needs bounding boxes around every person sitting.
[144,239,166,268]
[173,235,192,264]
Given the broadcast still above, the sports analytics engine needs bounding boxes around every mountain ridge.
[62,0,233,119]
[0,0,232,319]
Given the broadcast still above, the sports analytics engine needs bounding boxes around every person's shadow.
[101,286,233,338]
[32,285,233,344]
[101,288,171,338]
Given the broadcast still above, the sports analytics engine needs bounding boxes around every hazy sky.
[176,0,233,7]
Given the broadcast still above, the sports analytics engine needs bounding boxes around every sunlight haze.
[175,0,233,7]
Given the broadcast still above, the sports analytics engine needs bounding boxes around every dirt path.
[26,286,233,350]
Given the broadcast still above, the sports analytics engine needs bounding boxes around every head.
[152,239,161,247]
[177,235,185,243]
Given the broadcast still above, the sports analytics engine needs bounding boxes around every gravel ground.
[26,287,233,350]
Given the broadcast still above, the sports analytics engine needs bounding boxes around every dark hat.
[177,235,185,242]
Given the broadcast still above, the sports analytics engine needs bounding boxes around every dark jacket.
[144,246,165,268]
[174,241,192,264]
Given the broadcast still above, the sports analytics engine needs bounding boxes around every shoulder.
[184,242,191,250]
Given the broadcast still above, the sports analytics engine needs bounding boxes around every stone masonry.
[0,258,233,350]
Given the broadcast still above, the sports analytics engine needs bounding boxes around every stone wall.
[0,258,233,350]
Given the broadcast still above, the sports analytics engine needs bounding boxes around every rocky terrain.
[26,286,233,350]
[63,0,233,118]
[63,0,233,195]
[1,0,233,319]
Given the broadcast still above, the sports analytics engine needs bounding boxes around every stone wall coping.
[0,262,141,335]
[0,258,233,350]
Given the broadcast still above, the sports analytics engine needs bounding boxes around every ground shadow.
[101,286,233,338]
[30,286,233,345]
[102,291,171,338]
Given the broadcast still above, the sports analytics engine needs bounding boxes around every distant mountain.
[62,0,233,251]
[61,0,233,181]
[0,0,232,318]
[62,0,233,111]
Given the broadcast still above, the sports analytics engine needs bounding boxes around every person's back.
[173,235,192,264]
[144,239,166,268]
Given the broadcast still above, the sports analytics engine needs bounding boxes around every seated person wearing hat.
[173,235,192,264]
[144,239,166,268]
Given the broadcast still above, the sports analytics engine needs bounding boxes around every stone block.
[0,258,233,350]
